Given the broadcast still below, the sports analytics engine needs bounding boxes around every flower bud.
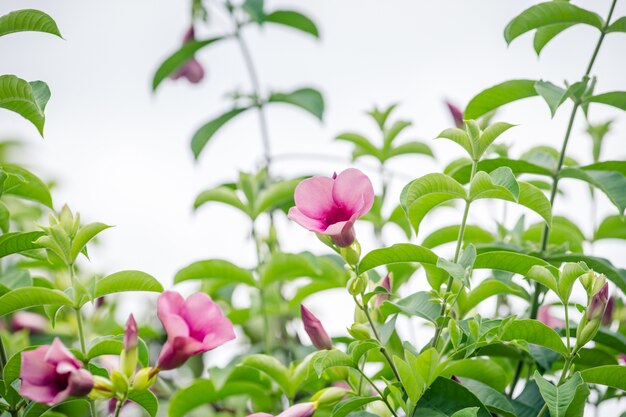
[354,305,368,324]
[339,241,361,266]
[11,311,48,333]
[120,314,138,378]
[277,402,317,417]
[347,323,371,340]
[347,275,366,296]
[375,273,392,308]
[445,101,464,129]
[110,370,129,396]
[301,305,332,350]
[312,387,346,406]
[602,296,615,326]
[132,367,158,391]
[588,283,609,322]
[89,376,115,400]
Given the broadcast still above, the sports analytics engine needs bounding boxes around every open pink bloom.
[170,27,205,84]
[288,168,374,247]
[11,311,48,333]
[20,338,94,406]
[445,100,464,128]
[537,306,565,328]
[301,305,332,350]
[157,291,235,370]
[247,403,316,417]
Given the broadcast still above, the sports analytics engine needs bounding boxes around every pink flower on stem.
[11,311,48,333]
[20,338,94,406]
[300,305,332,350]
[170,27,205,84]
[288,168,374,247]
[588,283,609,321]
[537,306,565,328]
[445,100,464,128]
[156,291,235,370]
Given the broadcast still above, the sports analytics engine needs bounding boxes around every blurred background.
[1,0,625,410]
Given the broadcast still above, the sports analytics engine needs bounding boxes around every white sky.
[1,0,626,412]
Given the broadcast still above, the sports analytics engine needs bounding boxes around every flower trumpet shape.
[288,169,374,247]
[301,305,332,350]
[170,27,205,84]
[157,291,235,370]
[247,402,317,417]
[20,338,94,406]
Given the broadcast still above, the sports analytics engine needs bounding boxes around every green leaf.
[534,23,575,55]
[380,291,440,323]
[332,397,378,417]
[0,287,73,316]
[128,390,158,417]
[0,163,53,207]
[265,10,319,38]
[152,37,224,90]
[560,166,626,214]
[414,377,491,417]
[460,378,517,417]
[240,354,291,396]
[388,140,434,159]
[535,80,568,117]
[70,223,111,262]
[534,371,585,417]
[585,91,626,112]
[459,279,529,317]
[400,173,466,235]
[501,319,568,356]
[469,168,519,202]
[526,265,560,296]
[0,75,51,135]
[436,128,474,157]
[194,186,249,215]
[548,254,626,295]
[580,365,626,391]
[475,123,516,159]
[259,252,320,286]
[175,259,255,287]
[87,337,149,367]
[594,214,626,240]
[606,16,626,33]
[242,0,264,23]
[94,270,162,299]
[358,243,438,274]
[0,9,62,38]
[268,87,324,120]
[443,359,508,392]
[253,178,300,217]
[312,349,355,376]
[336,132,380,160]
[518,181,552,226]
[448,158,553,184]
[191,107,251,159]
[0,231,44,258]
[465,80,538,120]
[504,2,603,44]
[451,408,480,417]
[474,251,549,276]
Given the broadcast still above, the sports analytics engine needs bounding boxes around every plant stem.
[251,225,272,353]
[528,0,619,320]
[113,397,125,417]
[431,159,478,348]
[357,368,399,417]
[0,330,7,372]
[357,296,402,383]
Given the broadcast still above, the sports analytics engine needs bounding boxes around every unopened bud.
[89,376,115,400]
[301,305,332,350]
[312,387,346,406]
[120,315,138,378]
[110,370,129,395]
[132,367,158,391]
[347,275,366,296]
[339,241,361,266]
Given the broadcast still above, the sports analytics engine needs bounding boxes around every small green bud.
[368,400,392,417]
[347,323,371,340]
[110,370,129,396]
[312,387,346,406]
[347,274,366,296]
[132,367,158,391]
[89,376,115,400]
[354,305,368,324]
[340,241,361,266]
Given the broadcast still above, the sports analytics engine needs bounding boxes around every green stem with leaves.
[356,367,399,417]
[529,0,618,321]
[431,159,478,348]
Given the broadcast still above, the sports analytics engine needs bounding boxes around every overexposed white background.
[1,0,626,413]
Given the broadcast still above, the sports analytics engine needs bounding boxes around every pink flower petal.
[332,168,374,217]
[293,176,335,219]
[287,207,326,233]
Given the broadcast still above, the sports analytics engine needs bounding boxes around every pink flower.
[445,100,464,128]
[537,306,565,328]
[619,353,626,364]
[170,27,205,84]
[20,338,94,406]
[157,291,235,370]
[124,314,138,351]
[11,311,48,333]
[120,314,139,377]
[288,169,374,247]
[300,305,332,350]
